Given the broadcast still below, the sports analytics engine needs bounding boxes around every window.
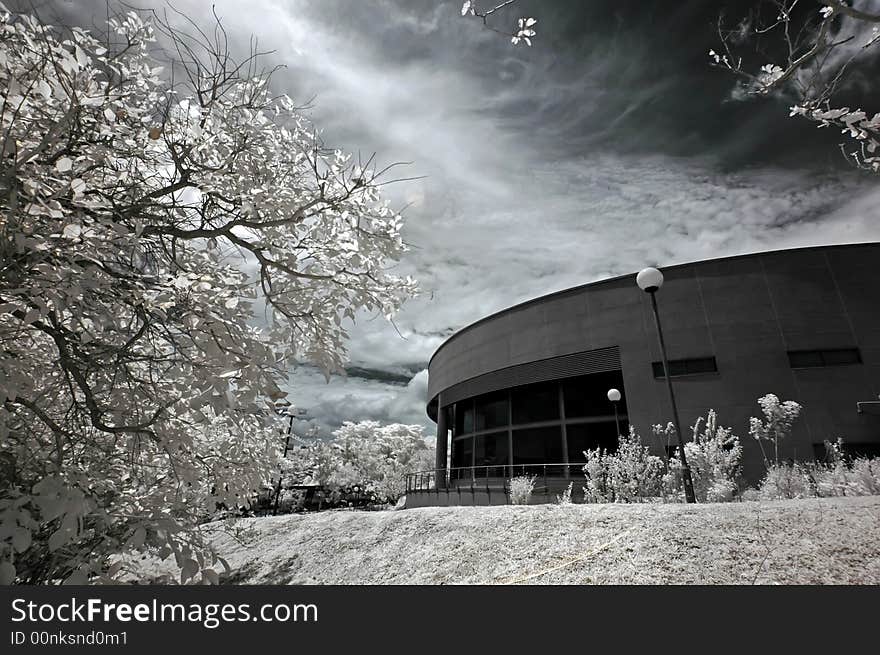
[451,436,472,476]
[563,370,627,418]
[454,400,474,436]
[788,348,861,368]
[474,431,509,476]
[474,390,508,431]
[511,381,558,424]
[512,426,563,467]
[566,422,619,463]
[652,356,717,378]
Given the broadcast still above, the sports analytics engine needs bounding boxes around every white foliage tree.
[0,5,416,584]
[748,393,803,466]
[287,421,434,504]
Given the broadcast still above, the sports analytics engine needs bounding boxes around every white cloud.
[284,367,432,436]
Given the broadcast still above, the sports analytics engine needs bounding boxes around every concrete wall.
[427,243,880,484]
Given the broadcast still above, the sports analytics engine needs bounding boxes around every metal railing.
[404,462,585,497]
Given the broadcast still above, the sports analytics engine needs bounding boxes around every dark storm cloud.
[449,0,867,169]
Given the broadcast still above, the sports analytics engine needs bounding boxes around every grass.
[201,495,880,585]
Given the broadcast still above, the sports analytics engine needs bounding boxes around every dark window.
[563,370,627,418]
[512,426,563,467]
[813,441,880,461]
[566,422,619,463]
[474,431,509,476]
[474,390,508,431]
[788,348,861,368]
[454,400,474,436]
[451,436,472,476]
[652,357,717,378]
[511,381,559,424]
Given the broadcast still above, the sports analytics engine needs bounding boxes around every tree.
[285,421,434,505]
[749,393,802,467]
[710,1,880,172]
[0,5,416,584]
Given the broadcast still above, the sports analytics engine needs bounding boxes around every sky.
[42,0,880,437]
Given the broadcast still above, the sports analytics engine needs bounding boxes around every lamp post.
[636,267,696,504]
[607,388,622,436]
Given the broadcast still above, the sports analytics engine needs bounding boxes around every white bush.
[758,462,816,500]
[509,475,537,505]
[662,410,743,503]
[583,428,664,503]
[758,439,880,500]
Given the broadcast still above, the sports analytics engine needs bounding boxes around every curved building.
[418,243,880,504]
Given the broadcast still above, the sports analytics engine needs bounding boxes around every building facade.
[418,243,880,505]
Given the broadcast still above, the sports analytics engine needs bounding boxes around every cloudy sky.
[47,0,880,436]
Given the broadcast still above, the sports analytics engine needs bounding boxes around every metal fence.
[405,462,585,497]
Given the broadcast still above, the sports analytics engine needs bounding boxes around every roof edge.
[427,241,880,368]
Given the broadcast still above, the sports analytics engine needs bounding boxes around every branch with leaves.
[460,1,537,46]
[709,0,880,172]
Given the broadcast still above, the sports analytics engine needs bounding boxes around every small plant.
[749,394,802,467]
[509,475,537,505]
[556,482,574,505]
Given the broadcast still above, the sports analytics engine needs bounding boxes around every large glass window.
[449,370,627,474]
[475,390,508,431]
[511,381,559,424]
[451,437,472,477]
[512,426,563,467]
[563,371,627,418]
[566,422,620,463]
[474,431,509,476]
[454,400,474,436]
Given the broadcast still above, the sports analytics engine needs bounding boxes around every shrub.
[758,462,816,499]
[740,488,760,502]
[849,458,880,496]
[757,439,880,500]
[509,475,537,505]
[583,428,664,503]
[556,482,574,505]
[662,410,743,503]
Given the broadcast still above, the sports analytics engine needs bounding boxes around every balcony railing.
[404,462,586,495]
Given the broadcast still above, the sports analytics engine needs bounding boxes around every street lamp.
[607,388,622,436]
[637,267,696,504]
